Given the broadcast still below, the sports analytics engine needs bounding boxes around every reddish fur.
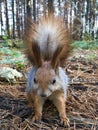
[24,15,71,68]
[28,90,69,126]
[35,62,53,90]
[24,15,71,126]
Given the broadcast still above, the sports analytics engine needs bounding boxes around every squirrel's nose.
[40,94,47,97]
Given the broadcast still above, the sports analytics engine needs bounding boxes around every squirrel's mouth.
[38,89,52,98]
[40,93,47,97]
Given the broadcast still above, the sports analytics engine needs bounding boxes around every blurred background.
[0,0,98,40]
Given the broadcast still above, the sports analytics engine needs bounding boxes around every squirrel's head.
[33,61,62,97]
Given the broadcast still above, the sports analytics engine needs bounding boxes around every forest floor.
[0,49,98,130]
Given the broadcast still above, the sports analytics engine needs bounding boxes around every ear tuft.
[32,41,42,67]
[51,46,62,69]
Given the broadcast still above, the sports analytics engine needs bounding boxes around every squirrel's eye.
[52,79,56,84]
[34,77,37,83]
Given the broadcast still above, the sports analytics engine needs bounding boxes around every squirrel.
[24,14,71,126]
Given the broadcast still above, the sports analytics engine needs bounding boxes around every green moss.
[72,40,98,49]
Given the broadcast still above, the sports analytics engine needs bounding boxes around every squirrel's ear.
[32,41,42,67]
[51,46,62,69]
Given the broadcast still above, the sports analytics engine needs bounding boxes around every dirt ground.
[0,49,98,130]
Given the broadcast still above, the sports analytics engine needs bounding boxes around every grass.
[0,46,26,69]
[72,40,98,50]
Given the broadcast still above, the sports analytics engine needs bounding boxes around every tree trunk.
[58,0,61,15]
[33,0,36,21]
[12,0,15,39]
[48,0,54,16]
[0,3,3,36]
[43,0,47,16]
[86,0,90,33]
[16,0,20,38]
[27,0,32,16]
[5,0,10,37]
[64,2,69,24]
[90,0,95,38]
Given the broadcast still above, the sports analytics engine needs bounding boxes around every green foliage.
[2,33,13,47]
[87,53,96,61]
[0,47,26,68]
[15,62,25,69]
[2,33,24,48]
[0,34,26,68]
[14,39,24,48]
[72,40,98,49]
[72,41,88,49]
[83,33,94,42]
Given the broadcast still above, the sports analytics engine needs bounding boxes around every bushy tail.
[24,15,71,68]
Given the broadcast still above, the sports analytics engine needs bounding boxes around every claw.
[31,114,41,123]
[60,117,70,126]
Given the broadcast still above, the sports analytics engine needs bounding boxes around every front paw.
[60,116,70,126]
[30,113,41,123]
[32,114,41,123]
